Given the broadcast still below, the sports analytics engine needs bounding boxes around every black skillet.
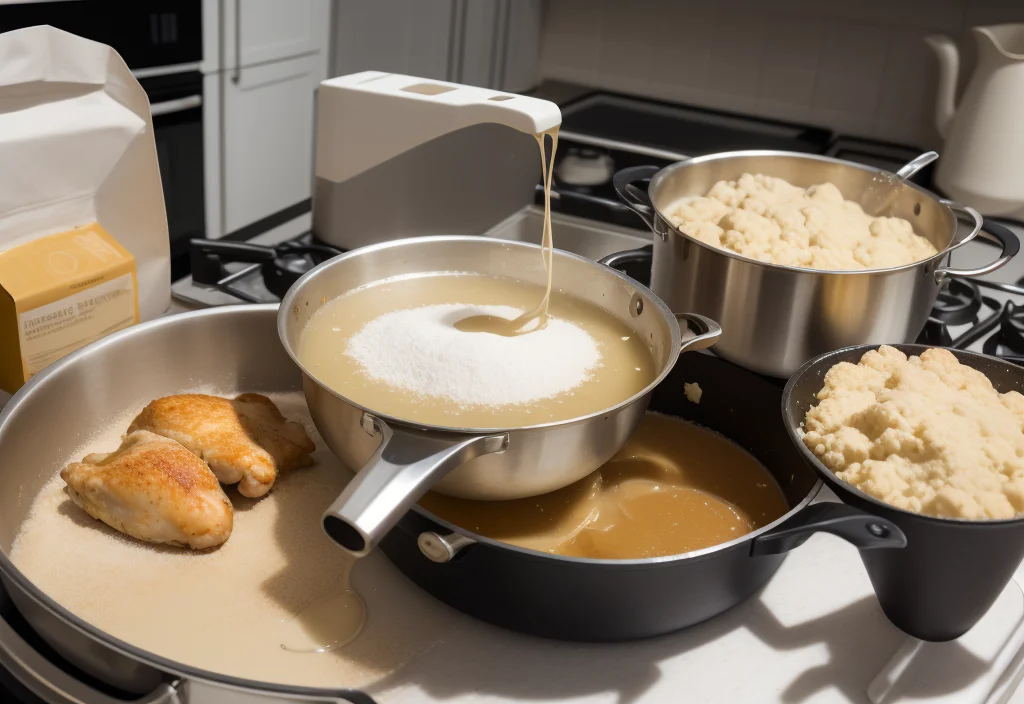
[380,351,905,642]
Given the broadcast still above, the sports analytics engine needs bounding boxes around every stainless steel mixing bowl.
[278,236,720,556]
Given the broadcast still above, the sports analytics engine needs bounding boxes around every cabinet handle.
[231,0,241,84]
[150,94,202,117]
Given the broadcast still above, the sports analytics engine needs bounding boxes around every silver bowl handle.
[934,207,1019,282]
[323,415,508,556]
[676,313,722,353]
[894,151,938,181]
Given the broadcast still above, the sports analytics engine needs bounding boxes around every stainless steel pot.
[0,306,376,704]
[611,150,1019,377]
[278,236,720,557]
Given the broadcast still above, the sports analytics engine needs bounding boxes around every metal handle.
[149,95,202,117]
[418,531,477,563]
[894,151,938,181]
[322,417,508,556]
[598,245,653,270]
[0,614,179,704]
[231,0,241,84]
[612,165,661,231]
[750,501,906,557]
[935,215,1019,282]
[190,238,276,262]
[675,313,722,353]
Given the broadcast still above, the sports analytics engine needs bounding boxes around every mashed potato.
[665,173,938,270]
[802,345,1024,519]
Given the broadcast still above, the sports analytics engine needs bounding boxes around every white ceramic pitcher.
[926,25,1024,216]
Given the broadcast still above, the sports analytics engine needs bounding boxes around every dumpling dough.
[664,173,938,270]
[803,345,1024,519]
[61,430,233,549]
[128,393,315,498]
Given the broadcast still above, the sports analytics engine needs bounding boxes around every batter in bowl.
[665,173,938,270]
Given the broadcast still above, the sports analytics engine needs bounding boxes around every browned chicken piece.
[127,393,315,498]
[61,430,233,549]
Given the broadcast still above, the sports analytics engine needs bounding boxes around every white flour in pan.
[345,303,600,406]
[8,392,462,690]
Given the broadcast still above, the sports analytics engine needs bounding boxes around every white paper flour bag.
[0,26,170,393]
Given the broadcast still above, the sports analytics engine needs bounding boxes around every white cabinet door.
[332,0,454,80]
[222,53,318,234]
[224,0,331,69]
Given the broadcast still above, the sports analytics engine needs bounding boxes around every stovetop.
[535,88,937,229]
[171,223,1024,379]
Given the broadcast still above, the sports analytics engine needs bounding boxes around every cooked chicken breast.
[61,430,233,549]
[128,393,315,498]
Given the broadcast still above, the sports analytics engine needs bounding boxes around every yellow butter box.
[0,223,139,393]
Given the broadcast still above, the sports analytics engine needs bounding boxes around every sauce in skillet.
[419,412,790,559]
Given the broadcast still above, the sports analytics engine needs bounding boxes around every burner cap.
[263,243,341,298]
[930,279,982,326]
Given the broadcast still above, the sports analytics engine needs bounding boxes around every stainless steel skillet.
[0,305,374,704]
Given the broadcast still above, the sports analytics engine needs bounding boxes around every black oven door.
[140,71,206,278]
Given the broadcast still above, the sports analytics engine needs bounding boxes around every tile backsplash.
[539,0,1024,149]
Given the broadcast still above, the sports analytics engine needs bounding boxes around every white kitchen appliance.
[927,25,1024,217]
[311,71,561,251]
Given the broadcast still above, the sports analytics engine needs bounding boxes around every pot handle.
[894,151,938,181]
[0,613,180,704]
[676,313,722,353]
[612,165,661,231]
[934,215,1019,282]
[597,244,653,270]
[322,415,508,556]
[750,501,906,557]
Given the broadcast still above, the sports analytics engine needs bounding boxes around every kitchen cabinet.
[223,0,331,69]
[221,52,319,235]
[331,0,542,91]
[332,0,454,80]
[203,0,330,241]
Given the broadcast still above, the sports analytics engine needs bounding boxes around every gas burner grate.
[931,279,982,326]
[189,237,343,302]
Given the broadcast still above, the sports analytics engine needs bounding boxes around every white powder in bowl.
[345,304,601,407]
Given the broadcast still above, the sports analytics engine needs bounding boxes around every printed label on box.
[0,223,139,392]
[18,273,136,376]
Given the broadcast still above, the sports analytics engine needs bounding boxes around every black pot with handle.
[783,343,1024,641]
[380,351,905,641]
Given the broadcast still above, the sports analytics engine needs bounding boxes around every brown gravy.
[419,412,789,559]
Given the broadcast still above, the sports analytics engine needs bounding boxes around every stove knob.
[555,149,615,187]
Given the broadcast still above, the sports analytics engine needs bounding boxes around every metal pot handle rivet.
[418,531,477,563]
[867,523,889,538]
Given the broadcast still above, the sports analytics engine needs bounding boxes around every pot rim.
[783,342,1024,528]
[646,149,968,277]
[278,234,684,435]
[0,304,375,699]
